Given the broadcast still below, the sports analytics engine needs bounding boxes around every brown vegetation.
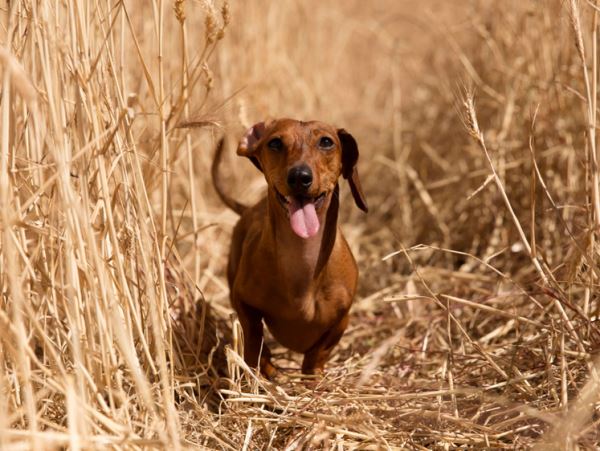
[0,0,599,448]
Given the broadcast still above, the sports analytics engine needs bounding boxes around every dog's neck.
[266,186,339,297]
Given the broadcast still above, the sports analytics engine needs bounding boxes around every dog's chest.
[262,291,337,353]
[246,280,322,324]
[237,240,353,326]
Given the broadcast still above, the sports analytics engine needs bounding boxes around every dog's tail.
[212,138,247,215]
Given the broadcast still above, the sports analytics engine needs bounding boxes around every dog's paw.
[260,359,279,380]
[300,367,324,377]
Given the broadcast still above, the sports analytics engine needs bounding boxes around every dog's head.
[237,118,368,238]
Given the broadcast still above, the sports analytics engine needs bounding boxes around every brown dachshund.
[212,118,367,377]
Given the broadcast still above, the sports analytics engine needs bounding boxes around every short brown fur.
[212,118,367,377]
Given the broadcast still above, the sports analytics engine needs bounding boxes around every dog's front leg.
[301,313,350,375]
[234,300,277,378]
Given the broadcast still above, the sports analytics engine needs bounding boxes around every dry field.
[1,0,600,449]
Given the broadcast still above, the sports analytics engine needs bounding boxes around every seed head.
[174,0,185,24]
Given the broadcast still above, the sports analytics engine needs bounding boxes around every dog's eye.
[319,136,334,149]
[268,138,283,151]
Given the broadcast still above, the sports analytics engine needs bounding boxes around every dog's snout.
[287,165,313,191]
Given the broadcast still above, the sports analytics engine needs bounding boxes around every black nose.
[287,165,313,191]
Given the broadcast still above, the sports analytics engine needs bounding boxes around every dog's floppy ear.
[338,129,368,212]
[237,122,266,172]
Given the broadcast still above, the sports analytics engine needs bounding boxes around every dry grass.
[0,0,599,449]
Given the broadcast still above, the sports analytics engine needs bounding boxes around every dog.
[212,118,367,377]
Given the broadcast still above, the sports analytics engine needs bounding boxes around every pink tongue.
[288,199,320,238]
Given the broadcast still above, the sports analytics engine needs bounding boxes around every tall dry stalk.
[0,0,229,448]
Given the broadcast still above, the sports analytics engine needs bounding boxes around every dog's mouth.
[275,189,327,239]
